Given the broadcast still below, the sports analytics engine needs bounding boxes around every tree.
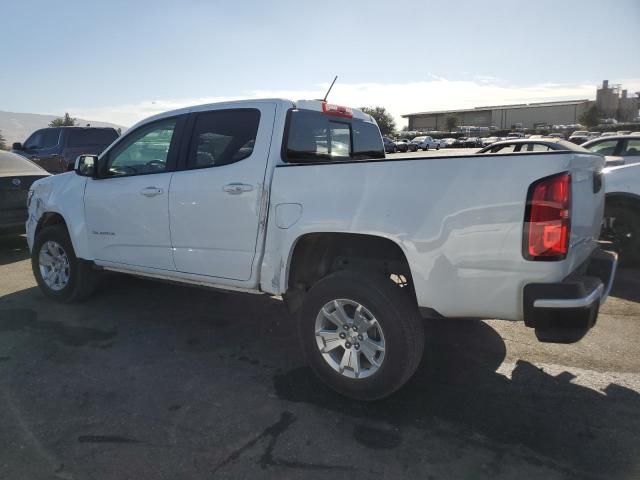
[49,112,77,127]
[579,105,600,128]
[360,106,396,135]
[445,115,458,132]
[0,130,6,150]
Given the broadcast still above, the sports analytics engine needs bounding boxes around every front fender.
[26,173,91,259]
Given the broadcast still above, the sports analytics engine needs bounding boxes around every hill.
[0,110,125,145]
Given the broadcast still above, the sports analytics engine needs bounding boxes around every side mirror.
[75,154,98,177]
[12,142,23,150]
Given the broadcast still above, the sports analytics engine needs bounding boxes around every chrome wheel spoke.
[339,348,360,377]
[354,305,374,331]
[360,339,384,367]
[39,251,55,267]
[316,329,343,353]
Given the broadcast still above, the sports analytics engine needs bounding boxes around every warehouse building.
[403,79,640,132]
[403,99,592,131]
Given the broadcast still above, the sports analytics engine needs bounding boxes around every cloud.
[72,78,640,129]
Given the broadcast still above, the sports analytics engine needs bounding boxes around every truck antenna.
[322,76,338,102]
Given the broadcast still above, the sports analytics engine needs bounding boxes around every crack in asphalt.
[211,411,353,475]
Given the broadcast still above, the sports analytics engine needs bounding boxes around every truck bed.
[261,151,605,321]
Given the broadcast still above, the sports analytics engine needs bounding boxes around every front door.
[169,104,276,281]
[84,117,182,271]
[22,128,63,173]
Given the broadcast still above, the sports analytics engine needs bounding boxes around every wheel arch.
[605,192,640,210]
[283,232,416,312]
[35,211,68,238]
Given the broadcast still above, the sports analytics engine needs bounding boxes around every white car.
[410,135,440,151]
[26,98,615,400]
[582,135,640,167]
[602,162,640,264]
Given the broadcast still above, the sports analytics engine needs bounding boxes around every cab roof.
[130,98,376,131]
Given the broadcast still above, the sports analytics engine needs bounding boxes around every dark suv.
[12,127,119,174]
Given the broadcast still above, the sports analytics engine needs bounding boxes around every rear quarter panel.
[261,152,604,321]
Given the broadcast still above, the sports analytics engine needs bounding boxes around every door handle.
[223,183,253,194]
[140,186,164,197]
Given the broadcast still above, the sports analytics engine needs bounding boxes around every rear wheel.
[601,203,640,265]
[32,225,98,302]
[298,270,424,400]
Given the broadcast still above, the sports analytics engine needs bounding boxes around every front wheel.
[32,224,98,302]
[298,270,424,400]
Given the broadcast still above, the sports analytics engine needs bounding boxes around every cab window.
[622,139,640,157]
[24,129,60,150]
[106,118,176,176]
[188,109,260,168]
[587,140,618,156]
[284,109,383,163]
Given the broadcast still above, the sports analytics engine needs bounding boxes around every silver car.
[582,135,640,167]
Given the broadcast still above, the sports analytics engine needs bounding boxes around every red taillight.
[322,102,353,118]
[524,172,571,260]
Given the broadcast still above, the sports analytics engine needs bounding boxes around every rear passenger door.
[169,103,276,282]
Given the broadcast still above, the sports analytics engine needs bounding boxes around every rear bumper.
[523,247,617,343]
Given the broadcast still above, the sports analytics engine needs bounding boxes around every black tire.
[32,224,98,303]
[601,202,640,265]
[423,146,429,151]
[298,270,424,400]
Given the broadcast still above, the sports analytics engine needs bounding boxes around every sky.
[1,0,639,128]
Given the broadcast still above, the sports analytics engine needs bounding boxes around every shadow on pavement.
[0,234,29,266]
[1,273,638,478]
[275,317,640,477]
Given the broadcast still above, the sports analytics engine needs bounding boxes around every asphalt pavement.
[0,234,639,480]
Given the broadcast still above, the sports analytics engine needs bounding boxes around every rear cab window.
[284,109,384,163]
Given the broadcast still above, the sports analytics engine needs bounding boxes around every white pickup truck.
[26,99,616,400]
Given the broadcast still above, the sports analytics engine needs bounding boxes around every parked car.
[546,133,565,140]
[601,162,640,264]
[581,135,640,167]
[464,137,481,148]
[394,139,410,152]
[506,132,525,139]
[382,137,397,153]
[411,136,439,151]
[453,137,467,147]
[477,138,589,154]
[440,138,457,148]
[26,98,614,400]
[12,127,119,174]
[0,150,50,234]
[481,136,499,147]
[568,130,590,145]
